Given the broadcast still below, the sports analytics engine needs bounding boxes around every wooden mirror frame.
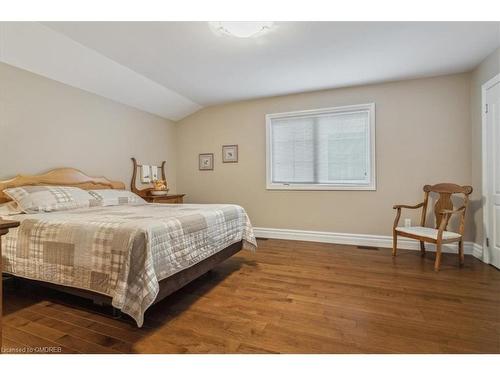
[130,157,167,198]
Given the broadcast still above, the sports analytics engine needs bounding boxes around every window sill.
[266,184,376,191]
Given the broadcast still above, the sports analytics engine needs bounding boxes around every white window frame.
[266,103,376,191]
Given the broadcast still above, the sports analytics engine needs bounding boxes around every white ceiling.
[3,22,500,120]
[0,22,200,120]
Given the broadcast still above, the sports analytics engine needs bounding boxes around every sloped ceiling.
[0,22,201,120]
[2,22,499,121]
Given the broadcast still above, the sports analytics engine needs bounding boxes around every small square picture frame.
[199,153,214,170]
[222,145,238,163]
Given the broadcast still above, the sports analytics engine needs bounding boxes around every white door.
[484,76,500,269]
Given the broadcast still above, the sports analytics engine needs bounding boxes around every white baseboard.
[253,227,483,257]
[471,242,483,259]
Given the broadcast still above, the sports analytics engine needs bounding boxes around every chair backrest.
[421,183,473,231]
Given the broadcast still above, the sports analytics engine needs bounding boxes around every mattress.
[1,203,257,326]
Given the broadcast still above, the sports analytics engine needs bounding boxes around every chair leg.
[392,232,397,256]
[419,241,426,257]
[458,240,464,266]
[434,242,442,272]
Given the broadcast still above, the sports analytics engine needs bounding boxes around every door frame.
[481,73,500,264]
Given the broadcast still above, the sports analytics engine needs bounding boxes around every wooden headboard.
[0,168,125,204]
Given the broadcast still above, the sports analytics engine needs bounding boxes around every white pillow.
[3,186,93,213]
[88,189,146,207]
[0,201,23,217]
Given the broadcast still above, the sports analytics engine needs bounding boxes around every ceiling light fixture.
[209,21,274,38]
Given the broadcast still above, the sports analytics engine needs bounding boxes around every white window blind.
[266,104,376,190]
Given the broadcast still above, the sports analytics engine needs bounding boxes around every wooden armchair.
[392,183,473,271]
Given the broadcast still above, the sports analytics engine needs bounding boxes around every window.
[266,103,376,190]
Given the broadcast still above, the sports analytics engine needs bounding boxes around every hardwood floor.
[2,239,499,353]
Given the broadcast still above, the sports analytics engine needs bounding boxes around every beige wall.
[470,48,500,244]
[0,63,178,193]
[176,73,474,240]
[1,61,486,243]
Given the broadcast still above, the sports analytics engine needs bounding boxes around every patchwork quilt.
[1,203,257,326]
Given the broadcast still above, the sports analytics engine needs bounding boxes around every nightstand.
[130,158,185,204]
[0,220,20,352]
[143,194,185,204]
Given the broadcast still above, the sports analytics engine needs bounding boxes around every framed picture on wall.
[199,153,214,170]
[222,145,238,163]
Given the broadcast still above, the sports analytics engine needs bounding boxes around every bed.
[0,168,257,327]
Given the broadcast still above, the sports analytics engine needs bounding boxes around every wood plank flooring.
[2,239,500,353]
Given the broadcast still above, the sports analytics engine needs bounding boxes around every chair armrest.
[439,206,466,216]
[436,206,467,239]
[393,202,425,229]
[393,202,425,210]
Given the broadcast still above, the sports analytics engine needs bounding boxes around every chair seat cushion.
[396,226,461,240]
